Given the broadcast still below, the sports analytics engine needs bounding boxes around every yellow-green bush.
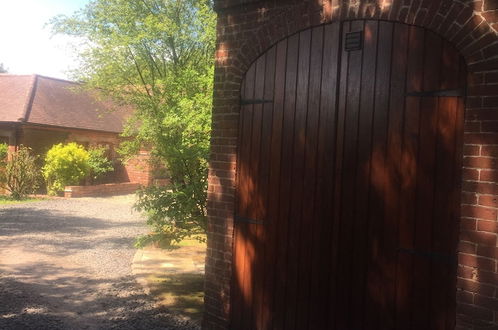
[43,143,90,195]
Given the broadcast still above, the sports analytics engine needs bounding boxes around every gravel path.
[0,196,200,330]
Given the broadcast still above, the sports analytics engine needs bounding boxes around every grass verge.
[0,195,45,205]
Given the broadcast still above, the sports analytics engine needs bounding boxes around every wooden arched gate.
[232,20,466,330]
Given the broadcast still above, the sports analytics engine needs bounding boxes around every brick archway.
[206,1,498,329]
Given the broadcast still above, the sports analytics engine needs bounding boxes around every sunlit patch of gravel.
[0,196,200,330]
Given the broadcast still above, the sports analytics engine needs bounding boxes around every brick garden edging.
[205,1,498,329]
[64,182,141,198]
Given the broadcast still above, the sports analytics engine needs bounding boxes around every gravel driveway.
[0,196,199,330]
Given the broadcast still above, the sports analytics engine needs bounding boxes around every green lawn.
[0,195,45,205]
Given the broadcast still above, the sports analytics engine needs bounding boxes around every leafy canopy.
[50,0,216,244]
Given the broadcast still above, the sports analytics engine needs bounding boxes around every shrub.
[0,143,8,163]
[88,146,114,183]
[43,143,90,195]
[0,143,7,187]
[134,183,206,247]
[0,143,8,179]
[0,146,40,200]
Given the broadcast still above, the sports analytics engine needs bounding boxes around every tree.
[0,63,7,73]
[50,0,216,244]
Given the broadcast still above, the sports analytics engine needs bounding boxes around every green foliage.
[43,143,90,195]
[0,146,40,200]
[134,185,207,247]
[0,143,8,165]
[88,146,114,183]
[0,143,7,194]
[0,195,44,205]
[51,0,215,245]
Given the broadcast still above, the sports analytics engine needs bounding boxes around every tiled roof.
[0,75,35,122]
[0,74,131,133]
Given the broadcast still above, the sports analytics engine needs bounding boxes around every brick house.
[0,74,152,186]
[205,1,498,329]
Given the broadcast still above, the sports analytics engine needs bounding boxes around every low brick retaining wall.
[64,182,141,198]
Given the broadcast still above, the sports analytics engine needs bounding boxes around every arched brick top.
[216,0,498,82]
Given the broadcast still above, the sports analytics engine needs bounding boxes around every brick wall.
[206,0,498,329]
[64,182,141,198]
[124,150,153,186]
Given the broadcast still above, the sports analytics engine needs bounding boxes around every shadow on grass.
[150,273,204,323]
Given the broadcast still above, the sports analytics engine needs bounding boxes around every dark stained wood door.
[232,20,466,330]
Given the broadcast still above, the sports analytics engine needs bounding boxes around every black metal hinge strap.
[234,215,264,225]
[398,247,457,266]
[240,99,273,105]
[406,89,463,97]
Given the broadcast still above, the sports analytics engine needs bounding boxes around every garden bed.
[64,182,141,198]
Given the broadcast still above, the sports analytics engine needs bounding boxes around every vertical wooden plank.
[308,21,341,330]
[272,32,299,330]
[295,25,324,330]
[395,25,425,330]
[428,40,460,330]
[231,63,256,329]
[329,20,350,329]
[246,53,268,329]
[445,56,466,330]
[262,40,286,330]
[238,65,256,218]
[410,29,442,330]
[257,45,277,330]
[240,55,266,330]
[284,28,311,330]
[364,21,393,330]
[335,19,364,330]
[349,19,378,330]
[380,22,409,330]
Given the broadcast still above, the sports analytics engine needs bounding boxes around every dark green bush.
[88,146,114,184]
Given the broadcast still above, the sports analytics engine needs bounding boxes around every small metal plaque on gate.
[345,31,363,51]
